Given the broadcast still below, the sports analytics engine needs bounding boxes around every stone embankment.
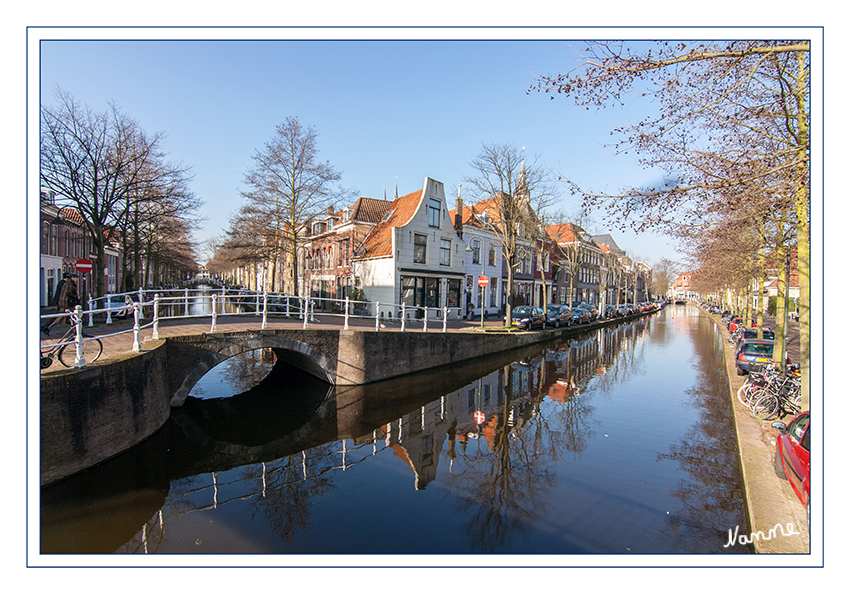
[700,305,809,554]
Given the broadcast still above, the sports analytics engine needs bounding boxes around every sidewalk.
[709,310,809,554]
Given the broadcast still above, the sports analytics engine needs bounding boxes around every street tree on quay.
[41,88,201,296]
[462,143,558,323]
[237,117,355,295]
[530,40,812,408]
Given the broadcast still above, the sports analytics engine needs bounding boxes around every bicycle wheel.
[752,394,779,420]
[737,383,757,407]
[58,338,103,368]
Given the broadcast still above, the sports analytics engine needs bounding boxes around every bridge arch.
[168,333,337,407]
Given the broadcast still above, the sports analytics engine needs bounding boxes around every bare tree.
[530,40,811,407]
[41,88,201,294]
[463,143,557,322]
[239,117,355,294]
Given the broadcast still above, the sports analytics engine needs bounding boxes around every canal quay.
[37,303,810,560]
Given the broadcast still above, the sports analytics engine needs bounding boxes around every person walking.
[42,273,80,335]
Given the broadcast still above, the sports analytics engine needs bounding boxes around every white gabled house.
[448,191,507,319]
[351,177,467,321]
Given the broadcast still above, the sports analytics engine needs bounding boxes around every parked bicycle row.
[737,360,802,421]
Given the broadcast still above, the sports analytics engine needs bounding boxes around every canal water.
[40,304,752,557]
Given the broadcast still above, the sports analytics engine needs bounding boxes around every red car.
[773,411,810,509]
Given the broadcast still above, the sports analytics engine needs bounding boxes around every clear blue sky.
[39,35,689,266]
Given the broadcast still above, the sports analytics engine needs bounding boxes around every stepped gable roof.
[350,197,393,223]
[355,189,423,259]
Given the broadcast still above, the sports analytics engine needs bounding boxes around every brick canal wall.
[335,328,545,384]
[40,342,170,486]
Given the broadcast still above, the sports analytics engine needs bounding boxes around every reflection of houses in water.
[364,358,553,490]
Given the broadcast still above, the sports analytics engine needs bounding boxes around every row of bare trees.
[40,88,202,296]
[530,40,811,408]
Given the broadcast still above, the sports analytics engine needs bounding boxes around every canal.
[40,303,752,556]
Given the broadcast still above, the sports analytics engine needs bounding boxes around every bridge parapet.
[165,327,547,407]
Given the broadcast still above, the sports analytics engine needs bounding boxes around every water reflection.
[41,306,751,555]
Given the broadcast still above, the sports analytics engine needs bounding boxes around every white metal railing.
[42,288,469,369]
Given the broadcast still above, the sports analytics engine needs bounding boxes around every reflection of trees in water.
[445,363,567,553]
[190,349,277,398]
[449,402,555,551]
[656,316,750,552]
[241,449,337,544]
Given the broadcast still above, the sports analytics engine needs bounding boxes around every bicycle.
[40,315,103,369]
[751,374,801,420]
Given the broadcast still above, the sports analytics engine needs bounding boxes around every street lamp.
[465,236,486,329]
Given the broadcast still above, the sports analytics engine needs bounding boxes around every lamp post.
[465,236,486,329]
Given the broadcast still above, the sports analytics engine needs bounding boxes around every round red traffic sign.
[478,275,489,287]
[75,258,93,273]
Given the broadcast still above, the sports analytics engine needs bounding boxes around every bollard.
[303,297,309,329]
[423,307,428,332]
[184,288,189,317]
[443,306,448,333]
[87,295,94,327]
[106,294,114,325]
[138,287,145,319]
[344,296,350,330]
[73,306,86,367]
[152,294,160,339]
[401,304,406,332]
[262,292,268,329]
[375,303,380,331]
[211,294,218,331]
[132,303,141,352]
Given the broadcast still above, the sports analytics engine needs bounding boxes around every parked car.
[511,306,546,330]
[604,304,618,319]
[570,306,591,325]
[106,294,134,318]
[545,304,572,328]
[734,338,775,375]
[772,411,810,510]
[736,327,776,349]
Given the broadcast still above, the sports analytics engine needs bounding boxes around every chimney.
[454,184,463,234]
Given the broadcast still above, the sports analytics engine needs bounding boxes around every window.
[429,198,441,227]
[440,238,451,266]
[447,279,460,308]
[414,233,427,263]
[471,239,480,264]
[490,277,498,307]
[488,244,496,266]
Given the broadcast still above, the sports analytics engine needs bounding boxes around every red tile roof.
[350,197,393,223]
[546,222,582,244]
[354,189,423,259]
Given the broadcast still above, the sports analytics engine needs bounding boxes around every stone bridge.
[164,327,548,407]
